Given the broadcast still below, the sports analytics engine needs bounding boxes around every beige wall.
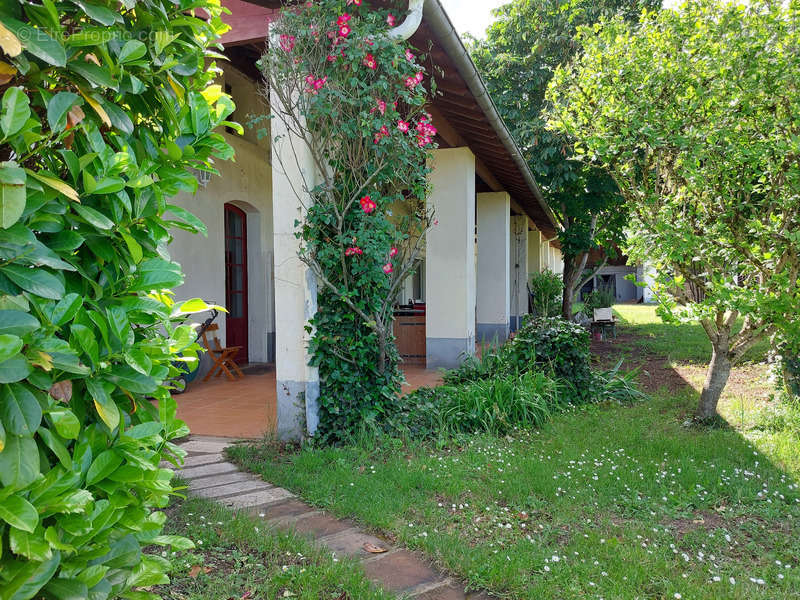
[168,68,274,365]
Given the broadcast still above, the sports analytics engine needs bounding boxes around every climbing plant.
[0,0,233,597]
[262,0,436,443]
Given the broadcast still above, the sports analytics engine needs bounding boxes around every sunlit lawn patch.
[228,306,799,599]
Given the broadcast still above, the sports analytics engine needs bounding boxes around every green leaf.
[0,16,66,67]
[43,577,89,600]
[10,527,52,561]
[3,264,64,299]
[86,449,123,486]
[0,310,39,335]
[51,293,82,326]
[130,258,183,291]
[48,408,80,439]
[0,333,23,362]
[68,61,116,90]
[0,493,38,532]
[85,379,119,431]
[106,366,157,394]
[26,170,80,202]
[0,434,39,488]
[118,40,146,64]
[5,550,60,600]
[123,348,151,375]
[0,419,5,452]
[38,427,72,468]
[73,204,113,230]
[0,86,30,137]
[188,91,211,136]
[150,535,195,551]
[71,0,118,26]
[70,323,99,365]
[166,204,207,236]
[0,383,42,435]
[92,177,125,195]
[120,232,142,263]
[47,92,80,133]
[0,354,32,383]
[0,179,26,228]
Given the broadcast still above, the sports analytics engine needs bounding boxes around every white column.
[270,70,320,440]
[425,147,476,369]
[476,193,510,342]
[528,228,543,275]
[509,215,529,331]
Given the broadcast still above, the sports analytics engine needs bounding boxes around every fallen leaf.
[363,543,387,554]
[49,380,73,402]
[67,105,85,129]
[241,592,253,599]
[31,351,53,372]
[84,53,101,66]
[188,565,212,578]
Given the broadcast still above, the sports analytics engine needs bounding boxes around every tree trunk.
[696,341,732,421]
[561,256,579,320]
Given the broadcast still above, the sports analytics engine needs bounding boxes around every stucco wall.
[168,70,274,365]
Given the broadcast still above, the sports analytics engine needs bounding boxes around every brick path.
[175,436,492,600]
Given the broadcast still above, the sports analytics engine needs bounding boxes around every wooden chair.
[591,308,617,340]
[200,324,244,382]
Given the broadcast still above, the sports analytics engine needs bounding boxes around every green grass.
[227,305,799,599]
[154,494,392,600]
[612,304,769,364]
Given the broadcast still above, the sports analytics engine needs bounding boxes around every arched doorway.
[224,203,249,363]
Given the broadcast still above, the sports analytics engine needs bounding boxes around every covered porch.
[175,366,444,439]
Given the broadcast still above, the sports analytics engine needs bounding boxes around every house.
[168,0,564,438]
[580,249,656,304]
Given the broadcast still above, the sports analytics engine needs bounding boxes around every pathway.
[174,436,492,600]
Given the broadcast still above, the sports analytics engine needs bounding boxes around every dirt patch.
[662,510,727,536]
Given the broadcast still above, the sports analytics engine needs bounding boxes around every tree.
[547,0,800,420]
[0,0,232,595]
[470,0,660,319]
[262,1,435,442]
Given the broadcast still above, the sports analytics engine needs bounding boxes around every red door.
[224,204,249,364]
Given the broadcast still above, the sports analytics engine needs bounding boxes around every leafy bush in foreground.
[528,269,563,318]
[0,1,232,597]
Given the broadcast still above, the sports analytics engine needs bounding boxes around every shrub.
[393,370,564,440]
[0,1,232,597]
[529,270,563,318]
[593,359,649,404]
[505,317,593,402]
[583,284,616,314]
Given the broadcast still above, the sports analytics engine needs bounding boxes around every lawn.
[153,494,391,600]
[227,305,799,599]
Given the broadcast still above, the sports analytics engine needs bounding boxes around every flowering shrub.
[0,0,232,596]
[262,1,436,442]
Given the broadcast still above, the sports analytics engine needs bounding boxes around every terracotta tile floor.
[176,366,443,439]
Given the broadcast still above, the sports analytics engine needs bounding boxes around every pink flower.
[390,247,398,258]
[363,53,377,70]
[397,120,410,133]
[360,196,377,213]
[405,49,415,62]
[405,72,424,88]
[345,246,363,257]
[371,99,387,116]
[339,25,351,37]
[416,117,438,146]
[387,14,396,27]
[337,14,351,27]
[327,54,337,62]
[383,263,394,274]
[347,0,362,4]
[313,76,327,91]
[279,34,295,52]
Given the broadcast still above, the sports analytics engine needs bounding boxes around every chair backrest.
[594,308,613,322]
[200,323,221,353]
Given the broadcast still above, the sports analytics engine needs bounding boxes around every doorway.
[224,203,249,363]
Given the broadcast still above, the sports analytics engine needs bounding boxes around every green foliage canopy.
[547,0,800,417]
[0,0,234,597]
[470,0,660,315]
